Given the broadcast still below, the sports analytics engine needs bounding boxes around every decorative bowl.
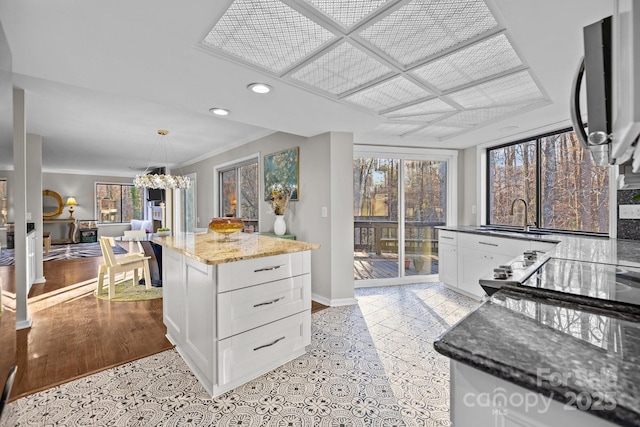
[208,217,244,241]
[156,230,171,237]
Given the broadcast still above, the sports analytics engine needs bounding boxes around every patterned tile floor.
[4,283,478,426]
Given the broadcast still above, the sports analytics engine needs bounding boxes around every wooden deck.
[353,252,439,280]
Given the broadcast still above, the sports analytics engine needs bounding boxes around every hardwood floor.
[1,255,172,401]
[1,253,330,401]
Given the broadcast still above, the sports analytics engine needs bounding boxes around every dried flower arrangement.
[269,183,295,215]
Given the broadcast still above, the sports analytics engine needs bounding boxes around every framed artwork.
[264,147,299,201]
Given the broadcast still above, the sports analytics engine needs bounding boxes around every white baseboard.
[312,294,357,307]
[34,276,46,284]
[354,275,440,289]
[16,318,32,330]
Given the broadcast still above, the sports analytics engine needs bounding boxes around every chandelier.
[133,129,191,190]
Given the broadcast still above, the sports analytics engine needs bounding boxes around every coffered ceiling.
[200,0,547,140]
[0,0,613,175]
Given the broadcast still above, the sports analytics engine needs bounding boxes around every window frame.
[485,126,610,236]
[212,153,261,227]
[95,181,144,224]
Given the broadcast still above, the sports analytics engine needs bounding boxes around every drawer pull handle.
[254,264,286,273]
[253,336,285,351]
[253,297,284,308]
[479,242,498,247]
[441,236,454,240]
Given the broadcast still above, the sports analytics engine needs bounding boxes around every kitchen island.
[434,226,640,426]
[151,232,320,397]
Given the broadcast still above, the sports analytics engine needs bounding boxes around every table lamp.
[65,196,78,218]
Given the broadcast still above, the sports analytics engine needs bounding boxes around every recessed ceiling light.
[247,83,272,94]
[500,125,520,132]
[209,108,230,116]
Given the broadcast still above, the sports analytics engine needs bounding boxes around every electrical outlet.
[619,205,640,219]
[471,205,476,214]
[321,207,328,218]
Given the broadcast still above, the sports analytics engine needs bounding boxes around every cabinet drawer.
[218,274,310,339]
[438,230,457,245]
[457,232,528,257]
[217,311,310,388]
[217,251,309,292]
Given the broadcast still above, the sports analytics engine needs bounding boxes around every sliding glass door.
[403,160,447,277]
[354,149,454,283]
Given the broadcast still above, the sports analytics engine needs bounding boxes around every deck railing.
[354,219,444,255]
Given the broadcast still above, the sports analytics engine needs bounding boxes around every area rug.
[0,241,127,266]
[94,278,162,302]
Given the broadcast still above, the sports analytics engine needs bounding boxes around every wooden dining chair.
[97,236,152,299]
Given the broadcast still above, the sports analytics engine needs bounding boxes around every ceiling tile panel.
[384,98,456,116]
[437,103,533,126]
[384,112,453,122]
[409,33,522,91]
[302,0,391,28]
[342,76,432,112]
[289,42,395,95]
[447,70,545,108]
[358,0,498,67]
[411,125,467,138]
[370,122,423,135]
[202,0,336,73]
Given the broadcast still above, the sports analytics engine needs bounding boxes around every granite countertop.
[151,232,320,265]
[435,226,640,425]
[434,289,640,427]
[438,225,640,268]
[512,259,640,316]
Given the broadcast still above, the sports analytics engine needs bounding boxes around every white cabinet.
[457,246,513,298]
[457,233,530,299]
[438,230,458,287]
[439,230,559,300]
[163,247,312,397]
[451,361,617,427]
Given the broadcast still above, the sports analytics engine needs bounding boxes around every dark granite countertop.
[437,226,640,268]
[436,226,640,425]
[434,289,640,427]
[514,259,640,316]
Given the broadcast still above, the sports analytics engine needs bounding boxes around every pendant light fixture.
[133,129,191,190]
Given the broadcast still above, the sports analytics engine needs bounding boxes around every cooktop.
[521,258,640,309]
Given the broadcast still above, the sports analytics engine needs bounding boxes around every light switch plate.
[619,205,640,219]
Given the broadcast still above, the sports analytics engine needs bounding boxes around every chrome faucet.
[510,198,530,232]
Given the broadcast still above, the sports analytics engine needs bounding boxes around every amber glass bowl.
[208,217,244,241]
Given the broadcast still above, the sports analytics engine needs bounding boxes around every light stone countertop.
[151,232,320,265]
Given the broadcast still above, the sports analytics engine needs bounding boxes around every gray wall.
[459,145,479,226]
[181,131,355,305]
[0,169,135,240]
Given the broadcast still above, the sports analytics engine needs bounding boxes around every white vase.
[274,215,286,236]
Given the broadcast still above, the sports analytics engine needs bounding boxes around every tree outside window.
[488,128,609,234]
[96,183,143,223]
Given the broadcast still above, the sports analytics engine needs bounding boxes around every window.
[218,159,259,230]
[487,128,609,234]
[96,183,144,224]
[0,179,6,224]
